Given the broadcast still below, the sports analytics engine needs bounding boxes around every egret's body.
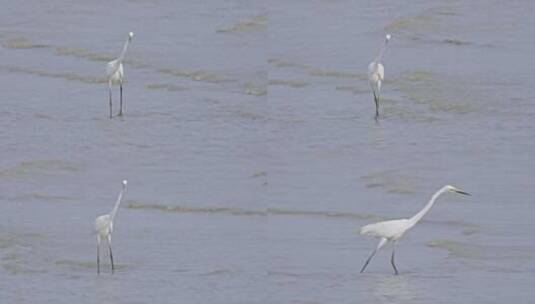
[95,180,127,274]
[368,34,391,118]
[107,61,124,85]
[359,185,470,275]
[106,32,133,118]
[360,219,410,240]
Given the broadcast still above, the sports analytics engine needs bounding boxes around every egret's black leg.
[109,85,113,119]
[109,244,114,274]
[391,243,399,275]
[373,91,379,118]
[118,83,123,116]
[360,249,377,273]
[361,238,387,274]
[97,243,100,275]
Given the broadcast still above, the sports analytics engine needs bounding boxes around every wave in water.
[216,15,267,33]
[268,79,309,88]
[127,201,381,220]
[0,231,47,275]
[361,169,421,194]
[146,83,190,92]
[2,37,49,49]
[0,65,106,85]
[127,202,480,233]
[308,68,361,79]
[0,159,83,179]
[396,70,474,115]
[427,239,533,261]
[243,83,267,96]
[158,68,236,84]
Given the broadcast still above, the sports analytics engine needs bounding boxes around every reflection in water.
[373,275,417,303]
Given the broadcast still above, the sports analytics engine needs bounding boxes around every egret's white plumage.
[368,34,391,118]
[359,185,470,275]
[106,32,133,118]
[95,180,127,274]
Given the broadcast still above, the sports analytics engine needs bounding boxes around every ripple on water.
[427,239,534,261]
[0,65,106,84]
[216,15,267,33]
[54,259,130,272]
[361,169,421,195]
[0,159,83,179]
[146,83,190,92]
[2,37,49,49]
[243,83,267,96]
[385,6,456,37]
[199,268,234,277]
[55,47,113,62]
[158,68,236,84]
[396,70,474,115]
[308,68,361,79]
[127,201,381,220]
[55,46,149,69]
[268,58,310,70]
[11,193,73,203]
[268,79,309,88]
[0,231,47,275]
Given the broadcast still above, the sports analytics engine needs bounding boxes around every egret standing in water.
[106,32,134,118]
[359,185,470,275]
[95,180,127,274]
[368,34,391,119]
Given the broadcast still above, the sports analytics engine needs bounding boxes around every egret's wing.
[377,64,384,81]
[94,214,111,233]
[106,60,119,77]
[361,219,410,239]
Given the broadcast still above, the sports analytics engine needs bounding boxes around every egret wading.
[359,185,470,275]
[367,34,391,118]
[95,180,127,274]
[106,32,134,118]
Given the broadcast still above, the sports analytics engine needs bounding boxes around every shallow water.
[1,1,535,303]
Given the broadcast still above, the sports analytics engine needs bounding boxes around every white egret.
[106,32,134,118]
[359,185,470,275]
[367,34,391,118]
[95,180,127,274]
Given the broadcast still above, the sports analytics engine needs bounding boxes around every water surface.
[1,1,535,303]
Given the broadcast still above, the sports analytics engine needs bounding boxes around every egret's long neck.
[408,186,448,227]
[375,39,388,63]
[117,38,130,62]
[110,188,125,220]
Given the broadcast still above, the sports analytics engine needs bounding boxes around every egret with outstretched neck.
[368,34,391,119]
[95,180,127,274]
[359,185,470,275]
[106,32,134,118]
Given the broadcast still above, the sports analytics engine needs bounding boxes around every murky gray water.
[1,1,535,303]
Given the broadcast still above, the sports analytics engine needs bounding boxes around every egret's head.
[386,34,392,41]
[122,180,128,187]
[128,32,134,41]
[445,185,470,196]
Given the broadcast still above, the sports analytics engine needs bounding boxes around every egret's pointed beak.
[454,189,471,196]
